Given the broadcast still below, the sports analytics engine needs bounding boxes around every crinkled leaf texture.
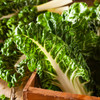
[14,22,94,95]
[0,54,31,87]
[37,4,100,94]
[0,0,48,87]
[0,0,46,40]
[0,37,31,87]
[0,0,48,17]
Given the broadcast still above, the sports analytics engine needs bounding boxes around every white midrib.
[37,0,72,11]
[24,35,76,94]
[73,77,91,95]
[97,27,100,36]
[0,11,19,20]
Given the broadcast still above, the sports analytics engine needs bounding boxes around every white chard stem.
[97,27,100,36]
[37,0,72,11]
[0,0,71,20]
[48,6,69,14]
[0,10,19,20]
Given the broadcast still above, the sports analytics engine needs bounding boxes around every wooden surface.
[23,72,100,100]
[23,71,37,100]
[0,79,23,100]
[74,0,94,6]
[27,87,100,100]
[23,71,37,92]
[66,0,95,7]
[0,79,11,98]
[15,86,23,100]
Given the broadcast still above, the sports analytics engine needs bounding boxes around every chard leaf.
[0,0,48,18]
[0,0,46,41]
[62,3,100,90]
[0,0,48,88]
[7,6,38,32]
[62,2,89,24]
[14,22,95,95]
[0,18,9,40]
[0,37,31,87]
[37,4,100,93]
[0,54,30,87]
[1,37,19,56]
[37,12,62,34]
[37,12,72,44]
[37,10,100,57]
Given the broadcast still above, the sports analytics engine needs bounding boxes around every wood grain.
[27,87,100,100]
[0,79,24,100]
[23,72,100,100]
[23,71,37,92]
[0,79,11,98]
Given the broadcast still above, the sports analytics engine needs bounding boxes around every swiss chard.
[0,0,100,97]
[37,2,100,95]
[0,38,30,87]
[13,22,95,95]
[0,0,49,88]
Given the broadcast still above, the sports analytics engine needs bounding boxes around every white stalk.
[0,10,19,20]
[73,77,91,95]
[37,0,72,11]
[14,54,26,67]
[97,27,100,36]
[48,6,69,14]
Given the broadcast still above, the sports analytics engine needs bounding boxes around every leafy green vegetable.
[37,2,100,96]
[0,0,100,97]
[0,37,31,87]
[0,95,9,100]
[0,0,48,88]
[13,0,48,6]
[0,54,31,87]
[0,0,17,18]
[0,0,48,41]
[0,5,38,87]
[37,12,71,44]
[0,0,48,18]
[0,19,9,40]
[7,6,37,33]
[0,6,38,41]
[37,9,100,59]
[62,3,100,90]
[13,22,95,95]
[1,38,19,56]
